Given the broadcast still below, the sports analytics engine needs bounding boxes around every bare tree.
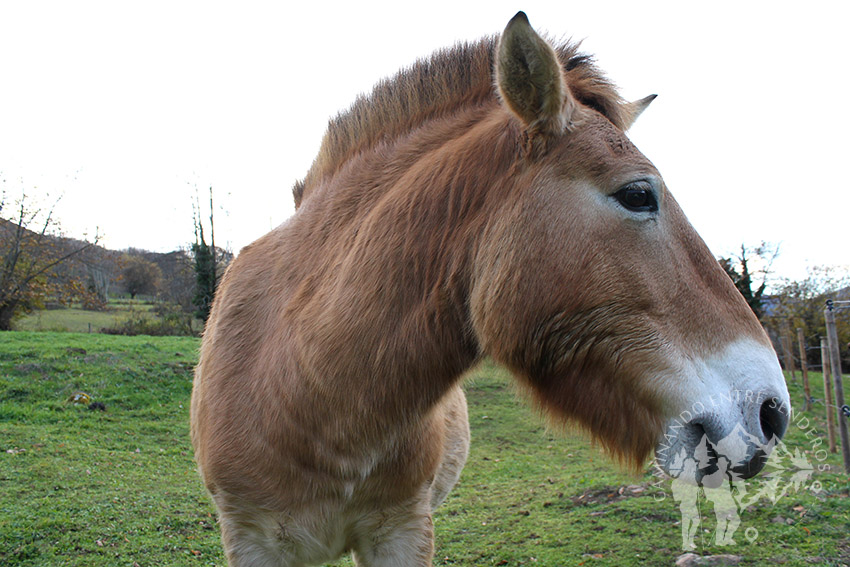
[86,262,114,306]
[765,265,850,370]
[0,189,97,330]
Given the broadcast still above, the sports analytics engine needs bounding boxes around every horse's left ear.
[496,12,576,138]
[622,94,657,130]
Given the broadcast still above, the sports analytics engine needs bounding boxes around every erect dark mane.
[294,36,629,207]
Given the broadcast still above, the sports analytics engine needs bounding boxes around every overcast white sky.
[1,1,847,286]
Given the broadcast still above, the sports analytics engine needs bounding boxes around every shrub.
[101,310,189,337]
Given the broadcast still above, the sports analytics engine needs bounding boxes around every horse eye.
[614,183,658,213]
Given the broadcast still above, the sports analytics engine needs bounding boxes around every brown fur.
[193,12,773,566]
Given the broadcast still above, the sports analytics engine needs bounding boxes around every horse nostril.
[759,397,789,443]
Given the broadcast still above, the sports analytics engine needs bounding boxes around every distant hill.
[1,215,229,308]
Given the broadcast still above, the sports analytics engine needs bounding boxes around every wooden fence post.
[821,337,837,453]
[797,328,811,410]
[824,301,850,474]
[782,323,797,380]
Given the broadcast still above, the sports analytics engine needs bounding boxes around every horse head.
[471,12,789,482]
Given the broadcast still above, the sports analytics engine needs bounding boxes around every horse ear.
[621,94,657,130]
[496,12,575,137]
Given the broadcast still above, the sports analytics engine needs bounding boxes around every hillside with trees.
[1,192,230,335]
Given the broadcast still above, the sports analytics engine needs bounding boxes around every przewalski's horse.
[191,12,790,566]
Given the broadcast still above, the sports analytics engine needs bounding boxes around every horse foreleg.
[218,511,304,567]
[214,492,321,567]
[351,494,435,567]
[430,385,470,510]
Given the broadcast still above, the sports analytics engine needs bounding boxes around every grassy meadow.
[1,331,849,566]
[14,301,157,334]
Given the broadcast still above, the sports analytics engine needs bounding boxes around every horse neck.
[294,106,519,414]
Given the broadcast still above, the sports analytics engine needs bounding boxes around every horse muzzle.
[654,387,790,486]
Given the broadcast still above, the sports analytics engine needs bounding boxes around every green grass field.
[14,302,157,333]
[1,332,848,566]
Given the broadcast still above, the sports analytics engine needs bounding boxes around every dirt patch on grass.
[12,363,48,378]
[570,484,649,506]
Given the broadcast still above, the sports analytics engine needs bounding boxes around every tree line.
[0,190,230,334]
